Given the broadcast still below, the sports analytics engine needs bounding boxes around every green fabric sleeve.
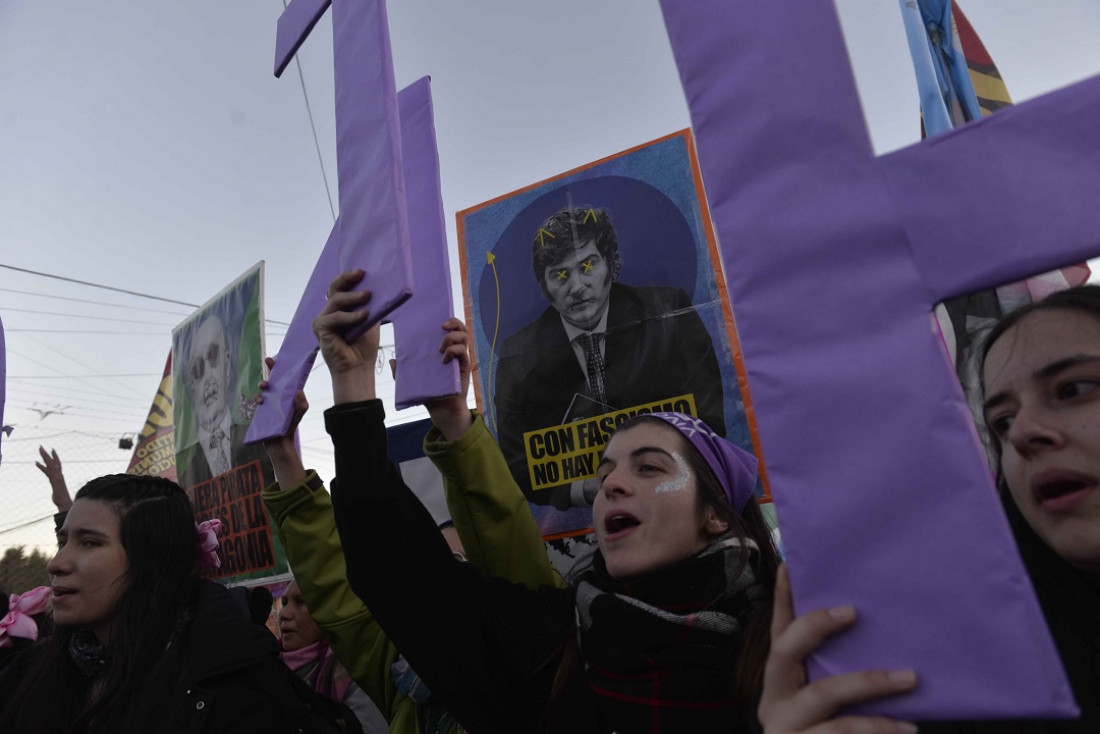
[263,472,419,734]
[424,413,565,590]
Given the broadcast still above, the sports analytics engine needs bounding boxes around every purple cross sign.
[276,0,411,336]
[247,2,458,443]
[661,0,1100,720]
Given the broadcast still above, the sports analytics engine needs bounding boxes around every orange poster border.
[455,129,771,503]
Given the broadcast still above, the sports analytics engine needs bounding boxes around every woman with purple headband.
[316,270,780,733]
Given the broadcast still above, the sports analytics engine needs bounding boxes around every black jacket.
[157,579,309,733]
[328,400,757,734]
[0,580,355,734]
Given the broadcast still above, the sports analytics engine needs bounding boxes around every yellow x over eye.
[556,269,568,281]
[581,260,594,274]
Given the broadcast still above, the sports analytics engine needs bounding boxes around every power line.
[19,334,149,402]
[4,459,129,465]
[0,431,74,443]
[5,330,168,335]
[6,399,147,423]
[6,383,152,408]
[2,430,117,443]
[1,306,178,327]
[0,514,55,535]
[0,263,202,308]
[0,264,292,327]
[6,346,137,404]
[0,287,193,316]
[7,390,150,415]
[7,392,146,416]
[9,373,162,379]
[6,412,146,427]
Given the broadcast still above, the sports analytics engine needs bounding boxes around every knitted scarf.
[281,639,353,702]
[68,628,110,678]
[573,535,766,732]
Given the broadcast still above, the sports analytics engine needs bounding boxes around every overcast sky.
[3,0,1100,552]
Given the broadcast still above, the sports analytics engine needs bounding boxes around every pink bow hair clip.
[0,586,51,648]
[195,518,224,571]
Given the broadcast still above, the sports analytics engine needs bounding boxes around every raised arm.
[257,372,412,727]
[36,446,73,514]
[423,318,562,590]
[318,271,572,734]
[260,369,309,489]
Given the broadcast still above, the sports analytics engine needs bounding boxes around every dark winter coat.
[0,580,359,733]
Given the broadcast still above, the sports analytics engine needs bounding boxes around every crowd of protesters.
[0,276,1096,733]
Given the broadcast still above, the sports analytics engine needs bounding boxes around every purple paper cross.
[661,0,1100,720]
[275,0,411,337]
[247,3,459,444]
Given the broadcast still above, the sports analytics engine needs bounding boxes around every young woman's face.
[983,309,1100,575]
[278,581,324,651]
[593,422,727,581]
[47,499,129,642]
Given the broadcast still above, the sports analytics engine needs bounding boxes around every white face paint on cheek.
[655,452,690,493]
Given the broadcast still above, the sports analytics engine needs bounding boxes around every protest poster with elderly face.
[172,263,288,584]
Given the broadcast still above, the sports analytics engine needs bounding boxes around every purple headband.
[648,412,758,512]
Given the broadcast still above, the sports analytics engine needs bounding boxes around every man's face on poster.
[187,316,231,432]
[543,239,612,331]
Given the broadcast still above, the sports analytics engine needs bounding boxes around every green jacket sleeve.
[262,472,419,734]
[423,413,565,590]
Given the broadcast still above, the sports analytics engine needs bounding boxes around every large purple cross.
[661,0,1100,720]
[247,2,458,443]
[274,0,411,334]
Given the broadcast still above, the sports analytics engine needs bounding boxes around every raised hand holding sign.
[249,1,459,444]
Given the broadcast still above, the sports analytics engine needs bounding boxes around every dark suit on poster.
[178,423,268,491]
[494,283,725,505]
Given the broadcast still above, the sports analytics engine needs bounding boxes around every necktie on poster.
[576,332,606,404]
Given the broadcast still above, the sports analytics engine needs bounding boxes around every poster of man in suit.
[171,263,288,583]
[458,130,766,539]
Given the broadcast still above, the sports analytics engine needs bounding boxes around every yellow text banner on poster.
[127,432,176,477]
[524,394,697,491]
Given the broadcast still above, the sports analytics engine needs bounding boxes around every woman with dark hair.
[0,473,350,733]
[315,270,780,733]
[759,285,1100,733]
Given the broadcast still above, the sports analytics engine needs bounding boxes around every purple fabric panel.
[273,0,332,77]
[331,0,412,340]
[246,77,460,432]
[0,313,5,464]
[659,0,1075,719]
[244,223,338,445]
[881,74,1100,301]
[390,77,461,410]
